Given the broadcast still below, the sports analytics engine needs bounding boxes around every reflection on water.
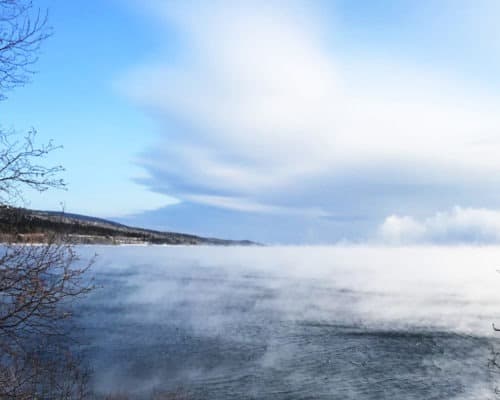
[75,246,500,399]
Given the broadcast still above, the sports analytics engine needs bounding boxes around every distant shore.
[0,207,259,246]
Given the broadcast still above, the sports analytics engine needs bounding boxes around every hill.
[0,207,257,246]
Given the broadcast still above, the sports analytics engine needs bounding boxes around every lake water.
[75,246,500,399]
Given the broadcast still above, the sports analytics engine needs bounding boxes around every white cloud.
[378,215,426,244]
[119,1,500,220]
[378,206,500,244]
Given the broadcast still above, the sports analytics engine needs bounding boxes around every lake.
[75,246,500,399]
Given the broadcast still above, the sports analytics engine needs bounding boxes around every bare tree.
[0,1,94,399]
[0,135,94,399]
[0,140,94,400]
[0,0,58,206]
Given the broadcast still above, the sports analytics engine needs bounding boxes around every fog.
[76,245,500,399]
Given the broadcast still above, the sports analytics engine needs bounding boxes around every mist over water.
[75,246,500,399]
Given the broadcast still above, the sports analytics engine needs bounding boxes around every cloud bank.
[118,1,500,242]
[378,206,500,244]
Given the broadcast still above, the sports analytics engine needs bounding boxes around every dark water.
[75,246,500,399]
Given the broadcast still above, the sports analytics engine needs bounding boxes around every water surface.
[76,246,500,399]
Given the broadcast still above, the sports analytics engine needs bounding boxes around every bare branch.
[0,238,95,399]
[0,129,65,206]
[0,0,52,99]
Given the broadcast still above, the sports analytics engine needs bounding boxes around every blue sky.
[4,0,500,244]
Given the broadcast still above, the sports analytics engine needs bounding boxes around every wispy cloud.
[183,194,331,217]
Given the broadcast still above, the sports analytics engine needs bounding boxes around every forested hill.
[0,207,257,245]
